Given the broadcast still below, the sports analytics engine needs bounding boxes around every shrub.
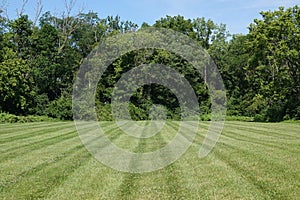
[265,104,284,122]
[254,114,265,122]
[226,115,254,122]
[96,103,113,121]
[46,93,73,120]
[200,114,211,121]
[31,94,50,116]
[0,112,56,123]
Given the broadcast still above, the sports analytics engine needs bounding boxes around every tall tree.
[154,15,196,39]
[9,15,33,60]
[0,48,34,114]
[247,6,300,120]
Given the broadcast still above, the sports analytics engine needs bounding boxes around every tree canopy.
[0,5,299,121]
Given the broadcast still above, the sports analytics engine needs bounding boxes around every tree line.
[0,5,299,122]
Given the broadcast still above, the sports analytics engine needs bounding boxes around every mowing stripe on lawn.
[214,139,299,199]
[168,122,267,199]
[0,122,71,136]
[224,122,300,139]
[0,122,65,132]
[1,121,299,199]
[116,122,182,199]
[44,158,125,200]
[219,137,300,177]
[0,130,77,161]
[116,127,148,199]
[155,128,185,199]
[0,144,91,199]
[0,135,85,188]
[221,129,299,154]
[0,142,87,191]
[0,125,76,151]
[222,125,300,159]
[213,148,290,199]
[0,138,84,186]
[186,121,300,199]
[0,123,74,143]
[0,121,99,155]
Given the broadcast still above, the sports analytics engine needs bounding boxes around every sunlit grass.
[0,121,299,199]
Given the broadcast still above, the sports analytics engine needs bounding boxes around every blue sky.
[3,0,300,34]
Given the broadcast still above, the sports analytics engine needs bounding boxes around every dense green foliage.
[223,6,300,121]
[0,112,56,123]
[0,6,299,121]
[1,121,300,198]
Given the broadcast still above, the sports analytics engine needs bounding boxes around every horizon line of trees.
[0,4,299,122]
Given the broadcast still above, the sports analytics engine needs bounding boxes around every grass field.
[0,121,299,199]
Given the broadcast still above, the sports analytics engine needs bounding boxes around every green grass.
[0,121,299,199]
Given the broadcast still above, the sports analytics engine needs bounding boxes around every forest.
[0,5,299,122]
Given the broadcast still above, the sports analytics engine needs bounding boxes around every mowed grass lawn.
[0,121,299,199]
